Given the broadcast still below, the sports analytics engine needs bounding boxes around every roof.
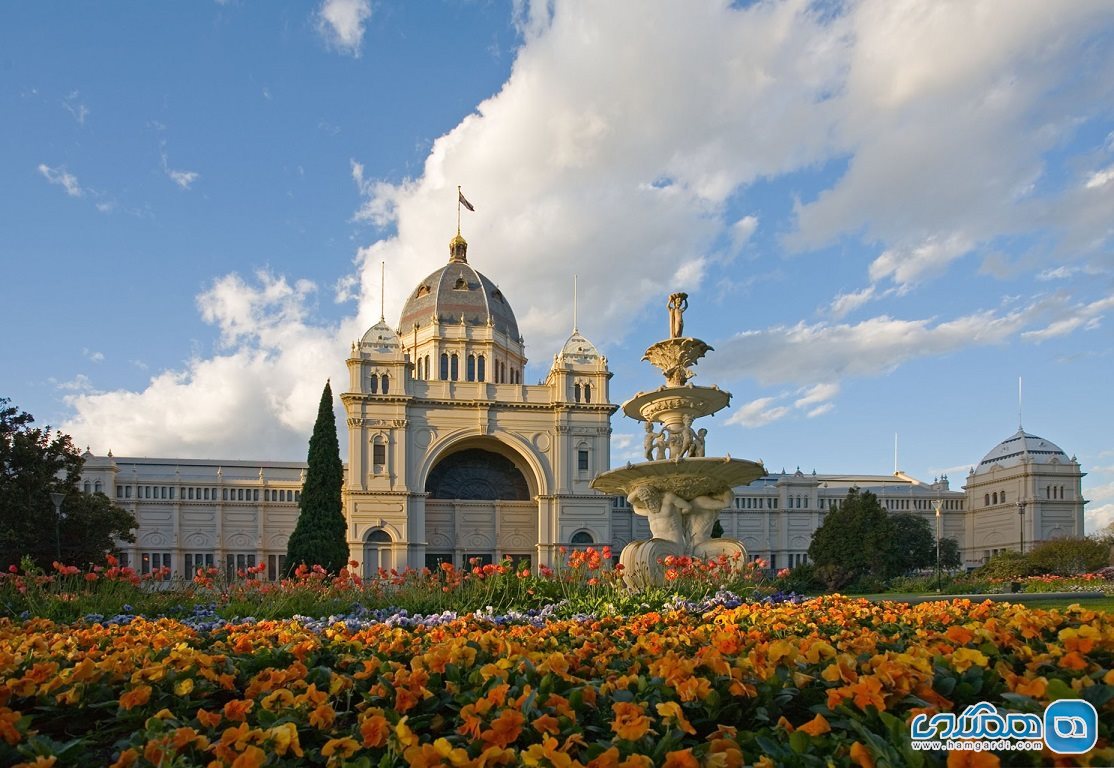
[973,429,1071,475]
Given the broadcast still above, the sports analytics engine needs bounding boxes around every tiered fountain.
[591,293,766,588]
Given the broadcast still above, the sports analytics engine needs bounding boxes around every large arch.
[419,432,546,570]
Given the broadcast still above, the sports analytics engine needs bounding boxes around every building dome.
[359,319,402,353]
[972,429,1070,475]
[558,330,601,363]
[398,235,520,339]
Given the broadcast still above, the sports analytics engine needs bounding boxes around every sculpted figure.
[667,292,688,338]
[653,429,668,460]
[626,485,691,546]
[678,415,696,459]
[691,428,707,458]
[642,421,657,461]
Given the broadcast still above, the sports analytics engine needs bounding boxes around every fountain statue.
[591,294,766,588]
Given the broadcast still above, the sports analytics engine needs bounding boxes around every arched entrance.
[363,529,393,579]
[423,443,538,570]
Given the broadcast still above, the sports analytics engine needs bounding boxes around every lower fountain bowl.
[591,457,766,498]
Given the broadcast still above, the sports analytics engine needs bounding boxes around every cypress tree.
[286,380,348,574]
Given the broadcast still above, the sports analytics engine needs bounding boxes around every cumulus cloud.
[727,382,840,429]
[316,0,371,56]
[1021,295,1114,343]
[726,397,791,428]
[62,271,354,458]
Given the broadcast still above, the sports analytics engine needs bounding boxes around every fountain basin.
[621,385,731,428]
[591,457,765,498]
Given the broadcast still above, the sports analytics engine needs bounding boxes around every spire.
[573,274,579,334]
[448,232,468,263]
[1018,375,1023,432]
[379,261,385,323]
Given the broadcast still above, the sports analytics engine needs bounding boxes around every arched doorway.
[424,444,538,570]
[364,529,393,579]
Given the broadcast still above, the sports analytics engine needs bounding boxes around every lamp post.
[50,492,65,561]
[1017,500,1026,555]
[933,499,942,592]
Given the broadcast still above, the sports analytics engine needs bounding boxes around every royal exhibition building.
[78,233,1087,580]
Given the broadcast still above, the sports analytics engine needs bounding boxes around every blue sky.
[3,0,1113,532]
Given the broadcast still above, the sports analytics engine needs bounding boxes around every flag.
[458,189,475,212]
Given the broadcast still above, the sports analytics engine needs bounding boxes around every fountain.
[591,293,766,588]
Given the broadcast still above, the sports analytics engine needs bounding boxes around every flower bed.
[0,596,1110,767]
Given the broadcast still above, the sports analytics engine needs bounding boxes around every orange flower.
[360,714,390,747]
[849,741,875,768]
[222,699,254,723]
[108,749,139,768]
[532,713,560,735]
[230,745,266,768]
[309,703,336,729]
[321,737,360,761]
[118,685,152,711]
[522,735,574,768]
[611,702,652,741]
[655,701,696,735]
[196,708,222,728]
[481,709,525,748]
[946,750,1000,767]
[662,749,699,768]
[798,713,831,737]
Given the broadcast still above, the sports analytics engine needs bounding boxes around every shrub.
[974,550,1039,580]
[774,562,821,594]
[1026,536,1110,576]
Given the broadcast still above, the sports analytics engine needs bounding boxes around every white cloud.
[867,233,973,289]
[316,0,371,57]
[1085,165,1114,189]
[730,215,758,252]
[829,285,876,318]
[1021,295,1114,343]
[794,382,839,410]
[82,348,105,363]
[62,91,89,125]
[38,164,84,197]
[161,144,200,190]
[62,271,352,458]
[706,308,1026,387]
[54,374,95,393]
[726,397,791,428]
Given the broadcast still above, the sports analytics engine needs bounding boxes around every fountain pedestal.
[591,292,765,588]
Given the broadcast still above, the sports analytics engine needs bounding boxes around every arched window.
[477,355,486,382]
[372,436,386,470]
[83,481,91,494]
[984,494,990,506]
[440,353,449,380]
[450,354,459,381]
[369,374,379,394]
[992,492,998,505]
[467,354,476,382]
[94,481,102,494]
[999,490,1005,503]
[570,531,594,545]
[584,384,592,403]
[574,383,581,403]
[381,374,390,395]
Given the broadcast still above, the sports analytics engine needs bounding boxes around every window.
[188,487,194,500]
[238,488,245,501]
[381,374,389,395]
[425,553,452,571]
[184,553,214,578]
[424,355,431,380]
[295,491,301,502]
[253,489,259,501]
[117,486,124,498]
[94,481,102,494]
[225,553,257,580]
[84,481,91,494]
[570,531,594,545]
[267,554,288,581]
[467,354,476,382]
[125,486,132,499]
[450,354,459,381]
[985,494,990,506]
[574,383,581,402]
[373,440,386,466]
[578,449,589,472]
[584,384,592,403]
[369,374,379,394]
[440,353,449,380]
[140,552,172,575]
[477,355,485,382]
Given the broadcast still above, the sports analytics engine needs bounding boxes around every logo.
[1044,699,1097,755]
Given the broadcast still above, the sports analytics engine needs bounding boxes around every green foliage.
[1026,536,1110,576]
[975,550,1039,580]
[937,537,962,570]
[286,382,348,574]
[774,562,821,594]
[0,398,136,569]
[886,512,935,575]
[808,489,893,588]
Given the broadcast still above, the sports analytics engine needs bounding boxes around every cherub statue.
[667,292,688,338]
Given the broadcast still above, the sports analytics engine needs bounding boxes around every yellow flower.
[611,701,652,741]
[173,678,194,696]
[950,648,988,673]
[321,737,360,762]
[655,701,696,735]
[267,722,303,757]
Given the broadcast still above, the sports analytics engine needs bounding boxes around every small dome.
[399,236,520,339]
[359,319,402,352]
[973,429,1070,475]
[558,330,600,363]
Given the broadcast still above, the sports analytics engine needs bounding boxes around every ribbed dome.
[359,319,402,352]
[558,330,600,363]
[973,429,1070,474]
[399,238,520,339]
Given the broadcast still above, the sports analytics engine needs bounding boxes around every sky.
[3,0,1113,533]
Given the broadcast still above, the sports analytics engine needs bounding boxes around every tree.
[286,381,348,573]
[886,513,935,576]
[808,488,893,589]
[0,398,136,568]
[937,537,962,571]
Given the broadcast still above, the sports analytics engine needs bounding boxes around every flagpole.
[457,185,462,235]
